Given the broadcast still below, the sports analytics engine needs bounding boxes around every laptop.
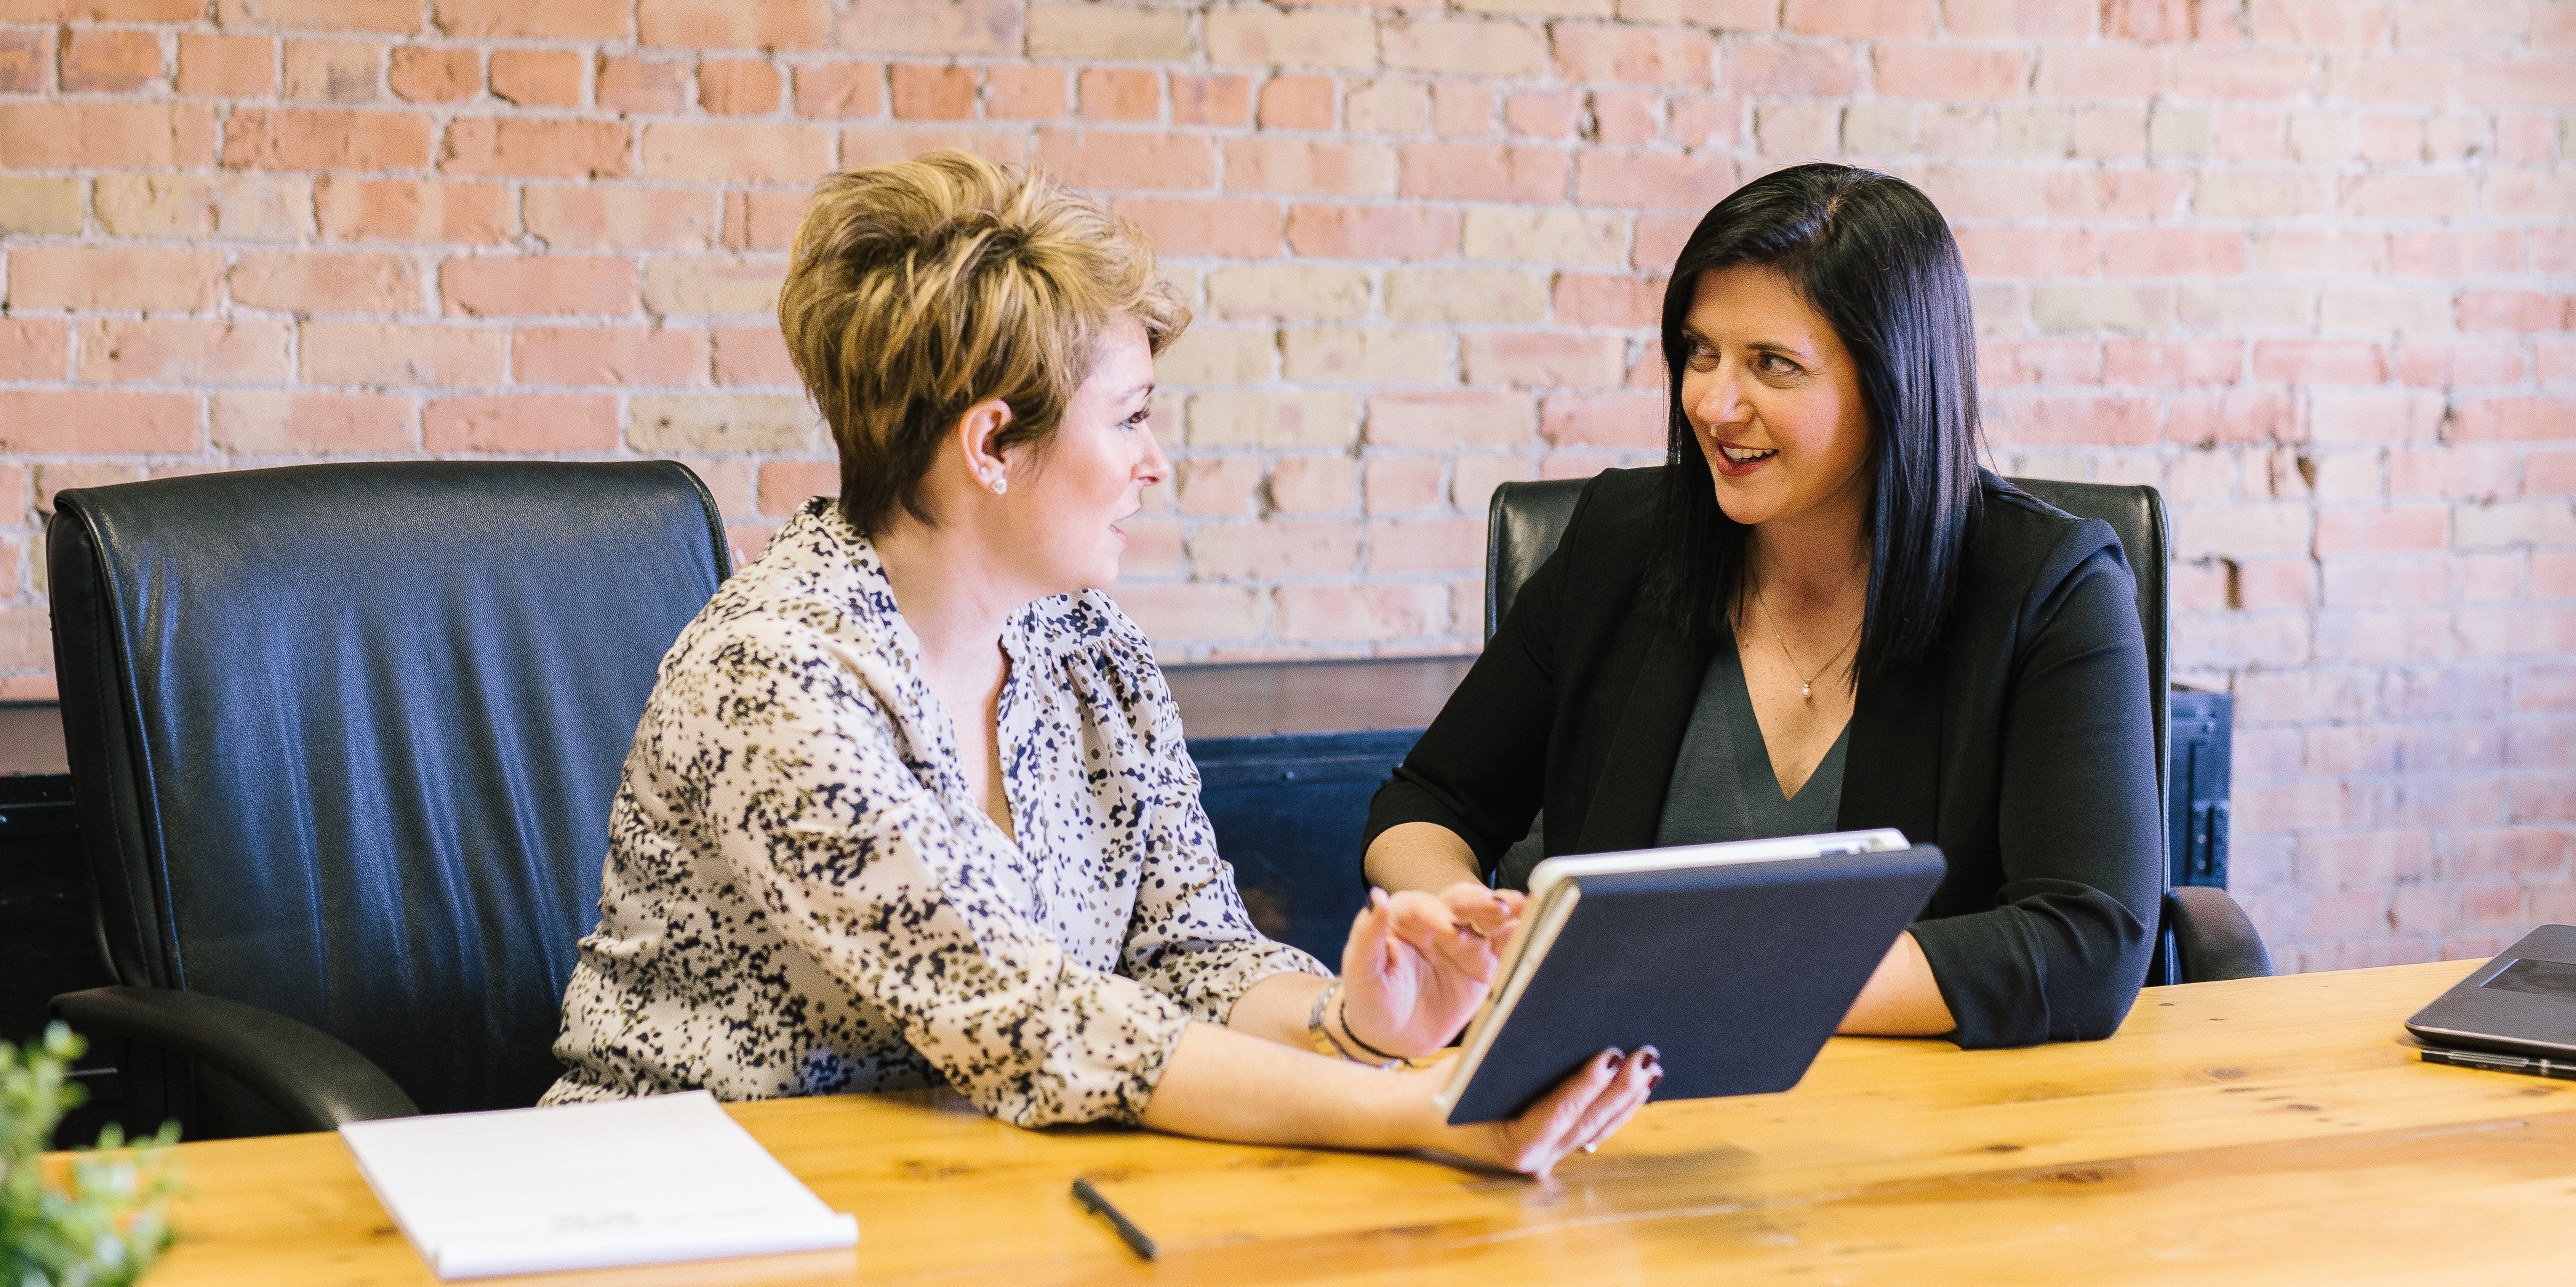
[2403,925,2576,1074]
[1435,828,1946,1125]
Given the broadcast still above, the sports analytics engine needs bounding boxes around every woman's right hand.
[1393,1046,1662,1177]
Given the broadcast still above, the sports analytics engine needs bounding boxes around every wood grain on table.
[105,959,2574,1286]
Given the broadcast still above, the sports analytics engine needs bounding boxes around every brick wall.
[0,0,2570,971]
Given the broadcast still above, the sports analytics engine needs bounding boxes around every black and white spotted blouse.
[541,496,1327,1126]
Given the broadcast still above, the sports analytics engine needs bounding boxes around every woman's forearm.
[1139,1020,1425,1150]
[1224,970,1329,1048]
[1837,931,1957,1036]
[1362,822,1483,894]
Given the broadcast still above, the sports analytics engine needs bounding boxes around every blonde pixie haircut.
[779,150,1190,535]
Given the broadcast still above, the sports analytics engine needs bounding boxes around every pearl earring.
[989,474,1007,495]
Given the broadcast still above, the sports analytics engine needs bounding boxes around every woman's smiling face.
[1677,264,1875,531]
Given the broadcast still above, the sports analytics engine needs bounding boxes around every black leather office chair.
[1484,474,2271,986]
[46,462,730,1138]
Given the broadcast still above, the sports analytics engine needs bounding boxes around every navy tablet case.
[1444,845,1947,1124]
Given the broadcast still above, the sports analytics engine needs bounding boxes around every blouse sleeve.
[1908,536,2164,1047]
[695,619,1196,1128]
[1086,600,1333,1016]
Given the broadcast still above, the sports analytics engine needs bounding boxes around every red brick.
[1787,0,1934,36]
[1667,94,1741,148]
[524,186,718,251]
[0,26,46,93]
[1980,338,2102,386]
[638,0,832,50]
[0,391,201,454]
[387,46,478,102]
[222,108,430,170]
[1172,74,1251,126]
[1873,45,2027,100]
[1724,43,1859,96]
[2458,292,2571,334]
[2316,507,2448,556]
[1503,88,1579,139]
[890,64,973,120]
[2104,228,2249,277]
[2455,399,2575,444]
[2031,48,2166,100]
[755,460,837,514]
[439,118,630,178]
[486,49,580,108]
[424,394,619,450]
[433,0,631,37]
[9,246,223,312]
[215,0,417,30]
[2308,390,2447,445]
[793,62,884,118]
[2340,172,2477,220]
[1953,226,2098,278]
[2003,395,2162,446]
[177,32,273,96]
[75,320,292,384]
[281,40,383,104]
[1365,390,1537,449]
[440,256,638,318]
[1463,332,1630,388]
[318,177,515,243]
[2389,229,2523,278]
[1540,390,1664,448]
[1553,272,1666,327]
[714,326,797,386]
[1369,517,1483,574]
[2391,339,2529,388]
[599,56,688,114]
[514,326,708,386]
[641,122,833,182]
[0,103,216,168]
[228,250,420,314]
[1259,75,1335,130]
[299,322,506,386]
[1114,198,1282,260]
[1397,142,1565,202]
[1552,24,1712,86]
[211,392,413,454]
[1572,150,1735,209]
[1223,138,1397,196]
[2174,49,2317,100]
[1080,68,1160,122]
[61,27,161,92]
[1110,583,1265,641]
[1275,584,1447,642]
[1188,520,1357,578]
[0,320,65,381]
[2252,340,2385,384]
[721,190,804,252]
[685,58,776,115]
[1284,204,1458,260]
[1038,130,1217,190]
[1431,83,1489,137]
[1361,458,1443,514]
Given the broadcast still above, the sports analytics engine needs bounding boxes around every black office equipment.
[1482,476,2270,986]
[1440,831,1944,1124]
[2406,924,2576,1062]
[45,462,729,1140]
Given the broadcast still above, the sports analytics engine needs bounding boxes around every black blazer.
[1364,467,2162,1048]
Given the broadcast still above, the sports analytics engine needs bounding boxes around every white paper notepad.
[339,1091,859,1280]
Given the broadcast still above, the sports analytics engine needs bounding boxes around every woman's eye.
[1759,354,1798,376]
[1123,408,1151,430]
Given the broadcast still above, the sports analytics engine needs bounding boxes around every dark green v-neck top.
[1653,636,1851,847]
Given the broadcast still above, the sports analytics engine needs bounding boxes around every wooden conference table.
[94,960,2575,1285]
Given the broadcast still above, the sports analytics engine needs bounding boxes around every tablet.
[1435,829,1946,1125]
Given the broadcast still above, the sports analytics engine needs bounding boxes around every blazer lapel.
[1574,622,1715,854]
[1838,652,1943,844]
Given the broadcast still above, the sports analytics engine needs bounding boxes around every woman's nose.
[1693,368,1749,428]
[1138,419,1172,484]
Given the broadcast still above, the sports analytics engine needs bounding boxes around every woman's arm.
[1907,538,2163,1046]
[1837,931,1957,1036]
[1363,822,1484,896]
[1141,1018,1662,1176]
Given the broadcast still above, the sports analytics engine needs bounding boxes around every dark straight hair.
[1646,162,1987,682]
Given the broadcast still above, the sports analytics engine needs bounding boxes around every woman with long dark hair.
[1362,164,2162,1047]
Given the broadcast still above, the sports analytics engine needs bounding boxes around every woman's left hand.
[1336,882,1526,1058]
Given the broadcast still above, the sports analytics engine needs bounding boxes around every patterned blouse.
[541,497,1326,1126]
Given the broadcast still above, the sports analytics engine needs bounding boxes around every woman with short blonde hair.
[544,151,1655,1174]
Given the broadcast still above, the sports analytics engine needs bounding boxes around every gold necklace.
[1748,577,1861,702]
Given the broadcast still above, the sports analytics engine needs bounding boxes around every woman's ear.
[954,398,1016,494]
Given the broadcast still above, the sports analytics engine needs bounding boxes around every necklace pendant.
[1800,680,1813,700]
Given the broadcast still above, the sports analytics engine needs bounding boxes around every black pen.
[1071,1176,1158,1261]
[2421,1046,2576,1082]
